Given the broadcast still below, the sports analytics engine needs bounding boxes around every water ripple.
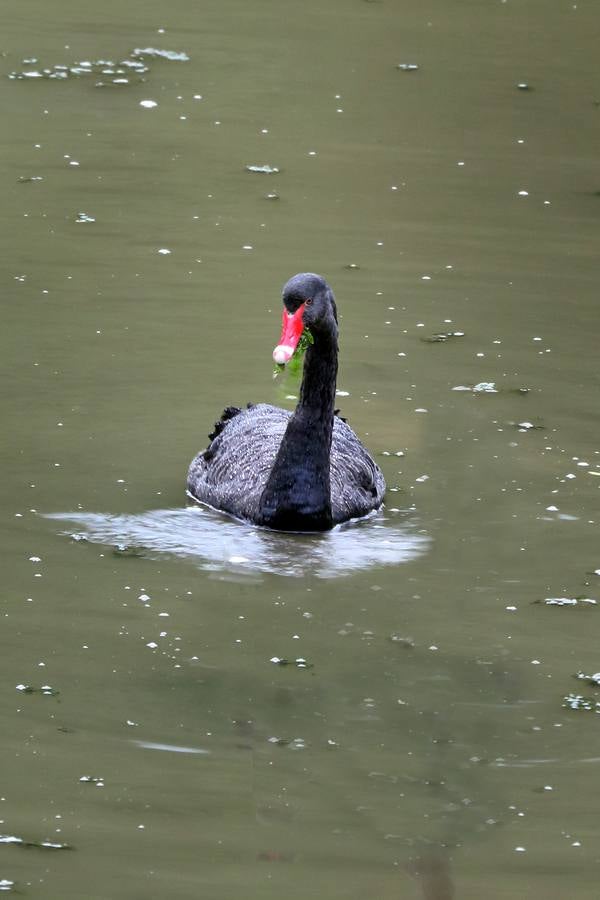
[44,507,429,579]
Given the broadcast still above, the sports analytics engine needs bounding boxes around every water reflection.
[131,740,210,755]
[44,507,428,579]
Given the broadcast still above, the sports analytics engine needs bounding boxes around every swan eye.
[304,297,313,306]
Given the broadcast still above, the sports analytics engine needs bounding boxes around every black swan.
[187,273,385,531]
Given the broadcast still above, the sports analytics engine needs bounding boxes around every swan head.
[273,273,337,364]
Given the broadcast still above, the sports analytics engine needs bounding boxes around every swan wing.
[330,417,386,522]
[187,404,290,521]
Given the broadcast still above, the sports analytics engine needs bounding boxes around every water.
[44,508,429,578]
[2,0,600,896]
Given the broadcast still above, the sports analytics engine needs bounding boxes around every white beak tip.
[273,345,294,365]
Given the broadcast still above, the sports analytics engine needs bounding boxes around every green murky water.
[2,0,600,896]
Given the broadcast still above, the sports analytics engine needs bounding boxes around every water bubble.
[132,47,189,62]
[245,164,280,174]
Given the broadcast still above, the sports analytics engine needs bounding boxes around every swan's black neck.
[258,326,338,531]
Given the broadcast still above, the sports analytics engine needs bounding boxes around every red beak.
[272,303,306,364]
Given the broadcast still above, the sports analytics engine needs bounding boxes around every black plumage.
[187,273,385,531]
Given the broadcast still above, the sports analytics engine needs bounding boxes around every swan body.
[187,274,385,531]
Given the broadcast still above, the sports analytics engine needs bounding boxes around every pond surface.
[2,0,600,897]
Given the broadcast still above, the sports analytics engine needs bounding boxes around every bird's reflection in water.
[406,848,455,900]
[45,506,428,578]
